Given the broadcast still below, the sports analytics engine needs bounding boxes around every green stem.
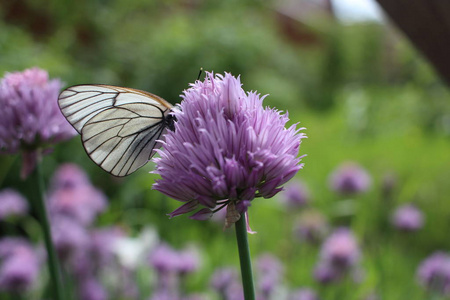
[235,214,255,300]
[34,161,64,300]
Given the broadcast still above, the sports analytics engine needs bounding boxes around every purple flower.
[0,189,28,220]
[313,263,340,284]
[293,210,328,244]
[0,238,40,292]
[210,267,239,293]
[391,204,424,232]
[320,228,360,269]
[177,245,201,274]
[280,180,310,208]
[288,288,320,300]
[256,253,284,296]
[150,290,180,300]
[329,162,371,195]
[47,164,107,226]
[89,227,123,267]
[314,228,362,284]
[211,267,244,300]
[152,72,306,226]
[0,238,30,258]
[149,243,181,274]
[79,277,108,300]
[51,216,90,261]
[0,67,76,178]
[417,252,450,295]
[50,163,91,190]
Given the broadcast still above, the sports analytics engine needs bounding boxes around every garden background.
[1,0,450,299]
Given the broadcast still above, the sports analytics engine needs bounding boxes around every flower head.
[0,189,28,220]
[50,163,91,190]
[320,228,360,269]
[149,243,181,274]
[288,288,320,300]
[293,210,328,244]
[0,238,40,292]
[329,162,371,195]
[51,216,90,261]
[210,267,243,300]
[417,252,450,295]
[0,68,76,178]
[256,253,284,296]
[314,228,362,284]
[177,245,201,274]
[79,276,108,300]
[210,267,239,293]
[152,72,306,226]
[391,203,424,232]
[280,180,310,208]
[47,164,107,226]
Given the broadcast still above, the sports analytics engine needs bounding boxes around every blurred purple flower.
[150,243,181,274]
[150,290,180,300]
[152,72,306,227]
[417,252,450,295]
[0,238,30,258]
[280,180,310,208]
[314,228,362,284]
[51,216,90,261]
[329,162,371,195]
[177,245,201,274]
[320,228,360,269]
[67,249,93,278]
[211,267,239,293]
[79,277,108,300]
[0,238,40,292]
[50,163,91,190]
[288,288,320,300]
[391,204,424,232]
[61,226,123,281]
[47,164,107,226]
[211,267,244,300]
[313,262,340,284]
[256,253,284,296]
[0,67,76,178]
[293,210,328,244]
[182,294,208,300]
[0,189,28,220]
[89,227,123,267]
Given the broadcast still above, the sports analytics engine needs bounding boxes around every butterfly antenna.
[197,67,203,81]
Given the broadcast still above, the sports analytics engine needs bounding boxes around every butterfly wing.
[58,85,173,176]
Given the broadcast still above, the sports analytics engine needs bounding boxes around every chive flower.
[0,67,75,178]
[152,72,306,226]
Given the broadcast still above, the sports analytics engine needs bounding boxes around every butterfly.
[58,85,176,177]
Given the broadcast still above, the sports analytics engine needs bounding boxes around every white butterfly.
[58,85,175,177]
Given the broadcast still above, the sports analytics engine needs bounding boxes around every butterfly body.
[58,85,174,177]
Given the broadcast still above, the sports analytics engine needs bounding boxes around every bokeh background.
[1,0,450,299]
